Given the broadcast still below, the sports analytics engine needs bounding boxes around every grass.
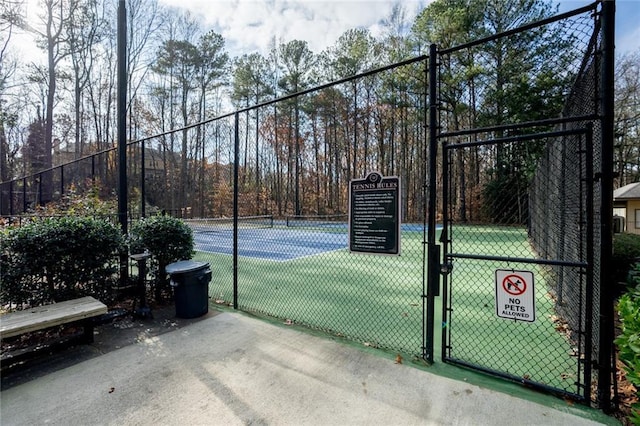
[192,225,580,395]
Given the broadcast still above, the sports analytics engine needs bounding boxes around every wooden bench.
[1,296,108,369]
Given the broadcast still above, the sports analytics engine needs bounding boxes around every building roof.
[614,182,640,200]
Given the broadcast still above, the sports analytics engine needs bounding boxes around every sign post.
[349,172,401,255]
[495,269,535,322]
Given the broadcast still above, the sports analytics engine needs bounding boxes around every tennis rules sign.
[349,172,401,255]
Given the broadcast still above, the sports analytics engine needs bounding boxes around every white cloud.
[158,0,424,56]
[160,0,640,58]
[12,0,638,68]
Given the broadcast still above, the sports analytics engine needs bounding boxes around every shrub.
[31,180,117,217]
[616,262,640,424]
[613,233,640,285]
[129,215,194,301]
[0,216,125,308]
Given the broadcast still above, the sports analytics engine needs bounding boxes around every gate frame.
[427,0,616,409]
[439,124,594,402]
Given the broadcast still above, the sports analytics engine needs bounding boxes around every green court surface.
[442,226,580,392]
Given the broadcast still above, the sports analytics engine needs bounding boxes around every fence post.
[117,0,128,235]
[141,140,146,218]
[22,177,26,212]
[9,180,14,215]
[117,0,129,287]
[597,0,616,412]
[425,44,439,363]
[233,112,239,309]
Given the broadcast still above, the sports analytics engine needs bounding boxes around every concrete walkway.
[1,312,613,425]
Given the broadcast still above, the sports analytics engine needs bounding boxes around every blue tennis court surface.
[193,223,435,261]
[194,228,348,261]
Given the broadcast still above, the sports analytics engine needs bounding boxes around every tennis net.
[184,215,274,233]
[285,214,347,229]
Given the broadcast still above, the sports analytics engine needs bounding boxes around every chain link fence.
[0,0,614,406]
[193,58,431,356]
[0,57,432,356]
[438,4,606,402]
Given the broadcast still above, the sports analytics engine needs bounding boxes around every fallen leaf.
[395,354,403,364]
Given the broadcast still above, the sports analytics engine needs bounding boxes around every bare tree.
[66,0,107,157]
[0,1,22,184]
[614,49,640,186]
[26,0,78,203]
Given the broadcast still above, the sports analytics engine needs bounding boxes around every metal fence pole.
[117,0,129,287]
[425,44,439,363]
[22,178,26,212]
[59,167,64,199]
[117,0,128,235]
[597,0,616,412]
[141,140,146,218]
[10,180,14,215]
[233,112,239,309]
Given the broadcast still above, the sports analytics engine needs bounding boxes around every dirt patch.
[614,358,639,425]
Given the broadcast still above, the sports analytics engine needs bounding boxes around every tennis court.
[189,215,432,261]
[187,215,345,261]
[193,227,347,261]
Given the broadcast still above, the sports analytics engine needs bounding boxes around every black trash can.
[166,260,212,318]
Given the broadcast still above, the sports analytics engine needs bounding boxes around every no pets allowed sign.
[495,269,535,322]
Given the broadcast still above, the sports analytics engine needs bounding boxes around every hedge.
[0,216,124,308]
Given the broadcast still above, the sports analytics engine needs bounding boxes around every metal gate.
[439,124,594,401]
[429,1,615,405]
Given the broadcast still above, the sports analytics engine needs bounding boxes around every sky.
[155,0,426,55]
[150,0,639,57]
[13,0,640,64]
[558,0,640,55]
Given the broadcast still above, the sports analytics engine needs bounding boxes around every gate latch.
[440,261,453,275]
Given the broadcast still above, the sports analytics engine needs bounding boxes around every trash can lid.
[166,260,210,274]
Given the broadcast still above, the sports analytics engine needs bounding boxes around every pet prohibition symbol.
[495,270,535,322]
[502,274,526,296]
